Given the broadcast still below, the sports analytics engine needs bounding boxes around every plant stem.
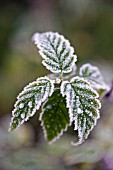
[60,71,63,82]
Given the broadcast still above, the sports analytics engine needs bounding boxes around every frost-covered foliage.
[9,77,54,131]
[32,32,77,73]
[79,63,109,97]
[61,77,101,145]
[9,32,108,145]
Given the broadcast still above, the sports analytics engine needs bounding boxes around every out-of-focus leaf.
[0,116,34,150]
[63,140,105,166]
[0,135,73,170]
[79,63,109,97]
[0,148,66,170]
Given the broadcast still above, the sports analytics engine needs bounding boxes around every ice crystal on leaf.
[61,77,101,145]
[32,32,77,73]
[9,31,107,146]
[79,63,109,97]
[9,77,54,131]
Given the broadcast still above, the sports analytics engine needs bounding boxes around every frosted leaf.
[40,89,70,144]
[19,103,24,109]
[77,108,82,114]
[32,32,77,73]
[79,63,109,95]
[60,76,101,145]
[9,77,54,131]
[28,101,32,108]
[21,113,25,119]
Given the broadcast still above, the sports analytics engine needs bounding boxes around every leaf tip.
[8,124,15,132]
[71,139,83,146]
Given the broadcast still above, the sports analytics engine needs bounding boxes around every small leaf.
[61,76,101,145]
[9,77,54,131]
[79,63,109,95]
[40,89,70,144]
[32,32,77,73]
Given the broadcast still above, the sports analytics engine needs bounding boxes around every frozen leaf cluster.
[9,32,108,145]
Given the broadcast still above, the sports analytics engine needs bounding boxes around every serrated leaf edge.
[32,32,77,73]
[60,76,101,145]
[9,76,54,131]
[79,63,109,91]
[39,88,69,144]
[60,76,99,123]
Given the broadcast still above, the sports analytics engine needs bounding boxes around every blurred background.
[0,0,113,169]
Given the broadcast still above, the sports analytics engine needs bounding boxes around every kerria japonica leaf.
[9,77,54,131]
[79,63,109,96]
[40,88,70,144]
[32,32,77,73]
[60,76,101,145]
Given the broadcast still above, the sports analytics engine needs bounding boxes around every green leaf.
[32,32,77,73]
[79,63,109,96]
[9,77,54,131]
[61,76,101,145]
[40,89,70,144]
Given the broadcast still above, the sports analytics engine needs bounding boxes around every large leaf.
[61,76,101,145]
[9,77,54,131]
[32,32,77,73]
[40,89,70,144]
[79,63,109,96]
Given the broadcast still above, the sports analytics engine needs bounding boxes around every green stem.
[60,71,63,82]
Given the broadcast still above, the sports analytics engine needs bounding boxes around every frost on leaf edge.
[60,76,101,145]
[32,31,77,74]
[39,88,69,144]
[79,63,109,91]
[9,76,55,132]
[60,76,100,123]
